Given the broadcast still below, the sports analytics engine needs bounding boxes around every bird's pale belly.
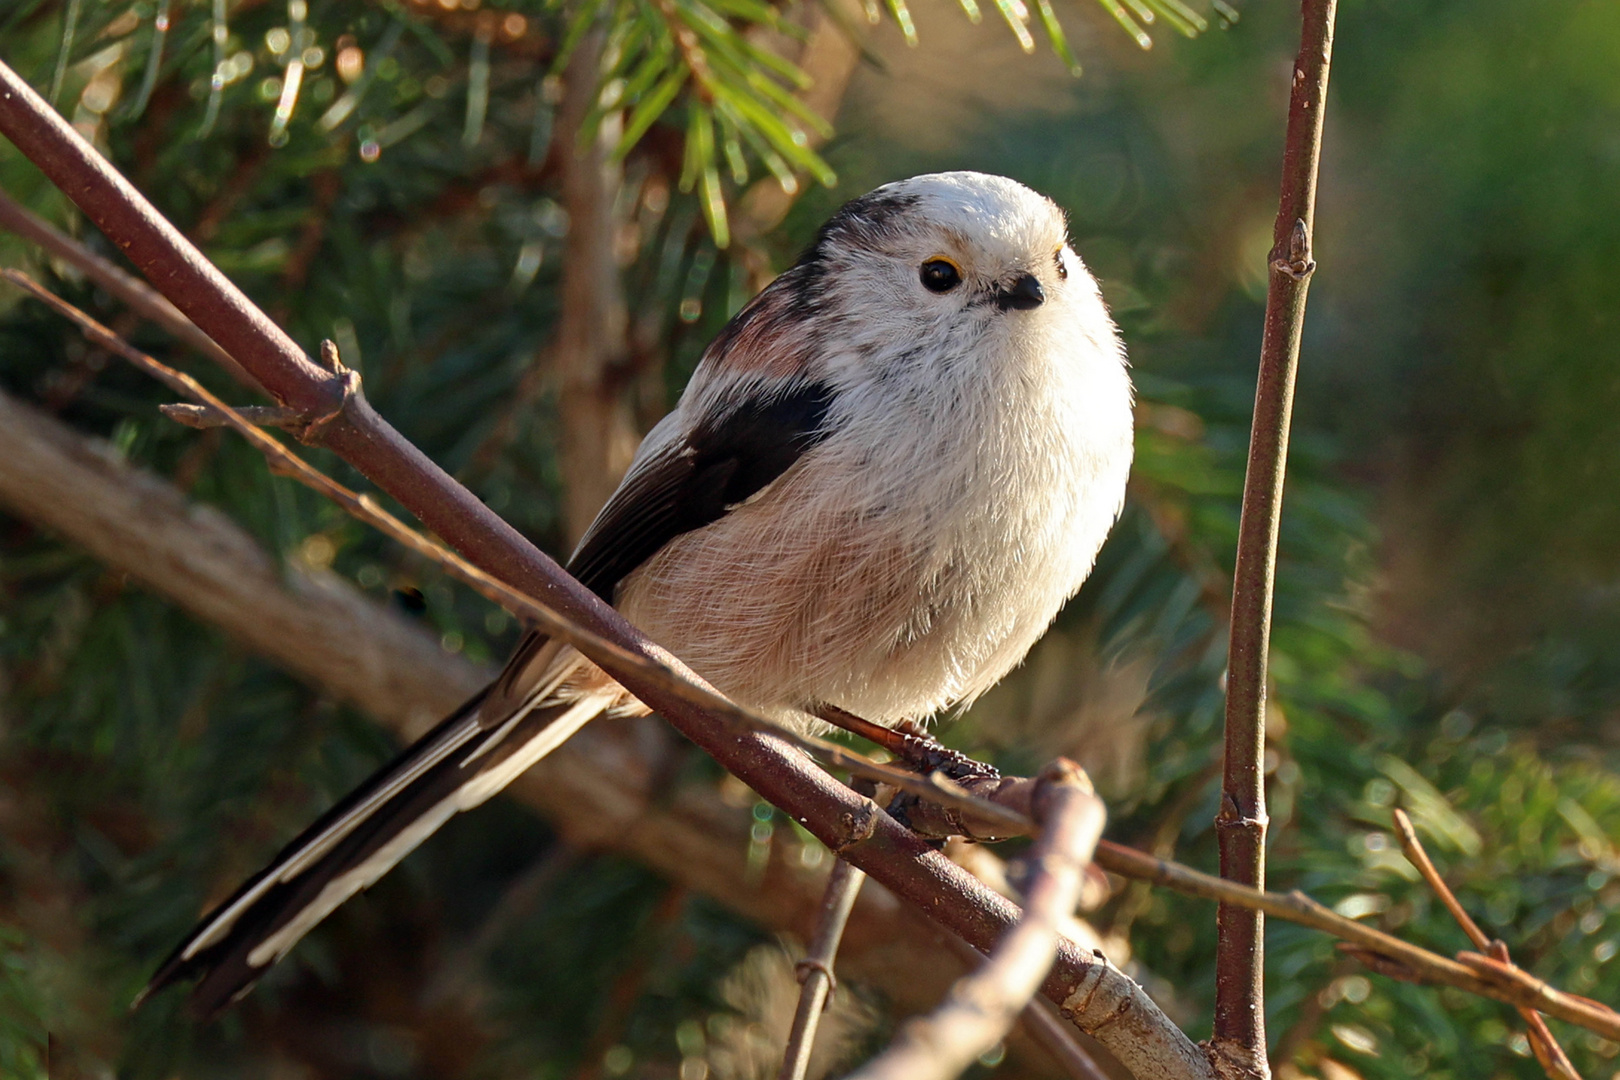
[615,464,1086,730]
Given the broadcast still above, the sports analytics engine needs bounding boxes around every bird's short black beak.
[995,273,1045,311]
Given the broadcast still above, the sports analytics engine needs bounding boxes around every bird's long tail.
[140,634,617,1018]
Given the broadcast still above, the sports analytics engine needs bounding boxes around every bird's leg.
[815,703,913,756]
[816,705,1027,840]
[816,705,999,784]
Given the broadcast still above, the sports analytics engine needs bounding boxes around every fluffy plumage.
[141,171,1134,1016]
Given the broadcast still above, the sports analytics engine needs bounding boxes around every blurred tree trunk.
[553,26,640,547]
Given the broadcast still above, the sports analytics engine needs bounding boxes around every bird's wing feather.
[567,379,839,603]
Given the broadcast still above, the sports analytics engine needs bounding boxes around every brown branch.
[818,703,919,756]
[848,761,1105,1080]
[779,855,867,1080]
[1214,1,1338,1075]
[1391,809,1581,1080]
[0,389,484,732]
[0,67,345,420]
[1387,808,1488,952]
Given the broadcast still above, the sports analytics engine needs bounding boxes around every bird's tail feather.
[140,635,611,1018]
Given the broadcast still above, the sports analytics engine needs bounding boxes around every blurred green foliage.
[1,0,1618,1078]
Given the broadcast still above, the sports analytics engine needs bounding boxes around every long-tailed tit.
[143,171,1135,1015]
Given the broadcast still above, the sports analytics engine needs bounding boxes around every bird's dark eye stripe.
[920,258,963,293]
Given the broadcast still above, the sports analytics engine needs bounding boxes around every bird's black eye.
[1054,248,1068,280]
[920,257,963,293]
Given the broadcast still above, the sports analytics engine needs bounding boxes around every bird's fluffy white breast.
[617,237,1132,728]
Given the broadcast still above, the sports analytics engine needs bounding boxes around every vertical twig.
[778,857,867,1080]
[1213,1,1337,1076]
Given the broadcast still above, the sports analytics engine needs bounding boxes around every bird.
[140,170,1135,1017]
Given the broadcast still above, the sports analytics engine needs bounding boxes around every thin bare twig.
[1094,839,1620,1042]
[819,704,1041,839]
[159,403,305,429]
[1215,1,1338,1074]
[779,856,867,1080]
[1391,809,1581,1080]
[847,761,1105,1080]
[1387,809,1489,950]
[0,187,260,391]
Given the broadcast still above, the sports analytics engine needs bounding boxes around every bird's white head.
[696,171,1120,401]
[812,171,1072,310]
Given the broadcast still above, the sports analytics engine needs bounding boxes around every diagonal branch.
[1214,1,1338,1075]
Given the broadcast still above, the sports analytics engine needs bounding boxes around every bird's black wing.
[567,380,838,602]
